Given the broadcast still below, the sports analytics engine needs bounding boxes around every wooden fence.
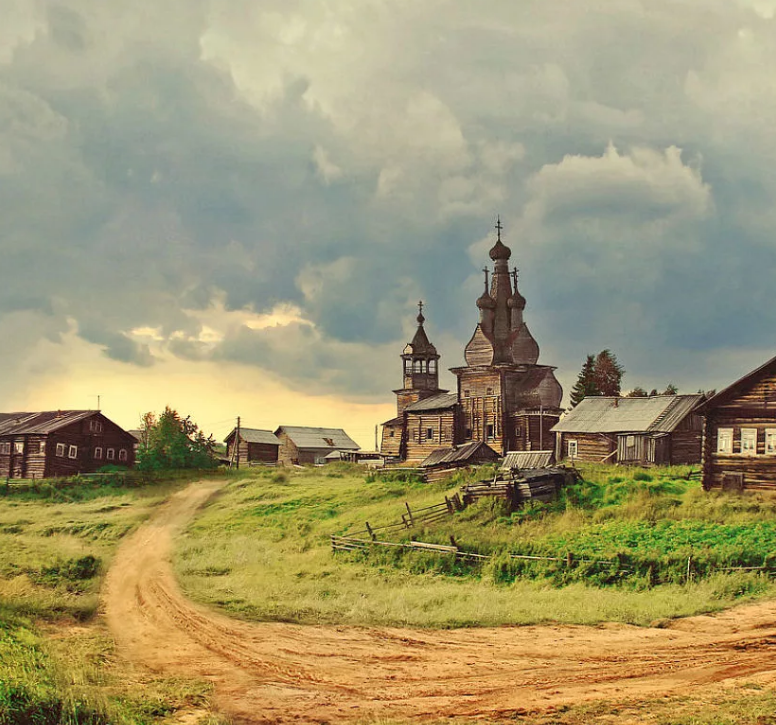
[346,494,464,540]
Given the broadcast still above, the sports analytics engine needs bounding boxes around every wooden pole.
[405,501,415,527]
[236,416,241,469]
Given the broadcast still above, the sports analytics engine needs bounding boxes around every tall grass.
[175,464,776,628]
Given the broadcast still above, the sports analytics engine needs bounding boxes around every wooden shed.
[695,355,776,490]
[0,410,136,479]
[552,395,704,466]
[224,427,280,466]
[274,426,360,465]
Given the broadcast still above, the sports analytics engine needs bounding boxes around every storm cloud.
[3,0,776,413]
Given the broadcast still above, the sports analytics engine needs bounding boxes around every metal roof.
[405,392,458,413]
[501,450,554,471]
[275,426,360,450]
[552,395,704,434]
[224,427,280,446]
[420,441,499,467]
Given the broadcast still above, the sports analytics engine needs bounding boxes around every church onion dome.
[477,289,496,310]
[508,289,526,311]
[489,238,512,261]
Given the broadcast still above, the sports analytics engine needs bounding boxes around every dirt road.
[103,479,776,724]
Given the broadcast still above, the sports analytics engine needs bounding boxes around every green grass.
[0,474,230,724]
[174,463,776,628]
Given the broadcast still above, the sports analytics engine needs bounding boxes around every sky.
[3,0,776,448]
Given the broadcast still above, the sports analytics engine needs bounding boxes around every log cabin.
[0,410,136,479]
[552,394,704,466]
[224,427,280,466]
[381,218,563,461]
[695,355,776,490]
[274,425,360,465]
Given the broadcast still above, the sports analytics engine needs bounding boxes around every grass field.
[0,476,227,725]
[175,463,776,629]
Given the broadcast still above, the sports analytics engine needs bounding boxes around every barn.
[695,355,776,490]
[0,410,137,479]
[224,427,280,466]
[552,395,704,466]
[274,426,360,465]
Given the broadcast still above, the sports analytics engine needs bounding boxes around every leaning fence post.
[566,551,574,568]
[445,496,453,515]
[449,535,459,550]
[365,522,376,541]
[686,554,693,582]
[405,502,414,527]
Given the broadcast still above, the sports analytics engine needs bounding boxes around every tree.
[662,383,678,395]
[136,407,217,471]
[625,386,648,397]
[593,349,625,397]
[570,354,598,407]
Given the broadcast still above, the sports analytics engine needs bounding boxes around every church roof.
[405,392,458,412]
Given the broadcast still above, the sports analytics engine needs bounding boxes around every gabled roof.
[405,392,458,413]
[695,354,776,413]
[420,441,499,468]
[0,410,108,437]
[381,416,403,427]
[551,394,704,434]
[224,427,280,446]
[275,426,360,451]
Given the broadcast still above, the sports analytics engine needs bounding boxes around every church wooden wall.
[457,369,505,452]
[380,421,404,458]
[404,410,459,461]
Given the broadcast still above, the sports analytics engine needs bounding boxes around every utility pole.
[374,424,378,452]
[236,416,241,469]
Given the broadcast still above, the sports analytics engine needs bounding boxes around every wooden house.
[224,427,280,466]
[381,219,563,461]
[552,394,704,466]
[695,356,776,490]
[0,410,136,479]
[274,426,360,465]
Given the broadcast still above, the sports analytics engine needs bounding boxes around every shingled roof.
[405,392,458,413]
[552,395,704,434]
[0,410,101,436]
[224,427,280,446]
[275,426,360,451]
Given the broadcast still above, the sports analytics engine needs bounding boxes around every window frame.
[94,447,103,460]
[567,440,578,459]
[107,448,115,461]
[56,443,66,457]
[0,442,10,455]
[741,428,758,457]
[766,429,776,456]
[68,445,78,460]
[717,428,733,454]
[14,441,24,455]
[118,449,128,462]
[426,427,434,441]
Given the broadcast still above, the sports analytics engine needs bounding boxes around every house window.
[68,445,78,459]
[717,428,733,454]
[567,440,578,459]
[426,427,434,440]
[766,430,776,455]
[429,359,437,373]
[107,448,115,461]
[465,427,472,440]
[89,420,103,433]
[38,442,46,454]
[487,424,494,440]
[119,449,128,462]
[413,360,422,372]
[486,388,493,396]
[14,442,24,454]
[741,428,758,456]
[464,390,470,398]
[56,443,66,457]
[94,447,103,460]
[0,442,10,455]
[388,429,395,438]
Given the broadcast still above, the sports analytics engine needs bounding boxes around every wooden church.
[381,220,563,461]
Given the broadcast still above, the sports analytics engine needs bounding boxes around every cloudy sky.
[3,0,776,447]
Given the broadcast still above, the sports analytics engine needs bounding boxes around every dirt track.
[103,479,776,724]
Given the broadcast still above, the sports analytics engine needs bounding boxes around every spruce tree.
[570,354,598,407]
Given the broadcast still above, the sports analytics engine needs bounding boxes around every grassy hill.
[175,463,776,628]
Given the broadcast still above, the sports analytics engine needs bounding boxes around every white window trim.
[68,445,78,459]
[118,449,128,462]
[0,442,10,455]
[741,428,758,457]
[766,429,776,456]
[107,448,115,461]
[56,443,66,457]
[14,442,24,454]
[717,428,733,454]
[567,440,578,459]
[94,447,103,460]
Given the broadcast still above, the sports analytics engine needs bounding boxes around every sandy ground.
[102,479,776,724]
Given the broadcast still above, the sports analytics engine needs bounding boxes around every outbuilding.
[224,427,280,466]
[274,426,360,465]
[552,395,704,466]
